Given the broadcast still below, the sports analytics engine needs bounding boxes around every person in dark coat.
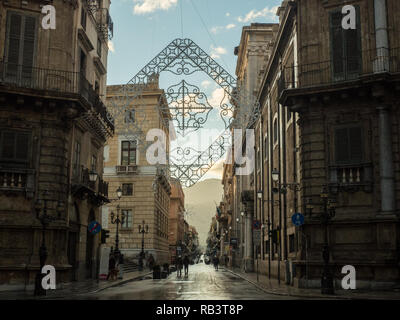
[213,255,219,271]
[176,256,183,277]
[183,255,190,277]
[107,253,117,280]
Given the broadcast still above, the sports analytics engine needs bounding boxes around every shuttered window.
[121,141,137,165]
[0,131,30,163]
[5,12,37,83]
[330,7,361,80]
[334,126,363,164]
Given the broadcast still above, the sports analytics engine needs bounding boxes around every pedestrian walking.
[106,253,117,281]
[183,255,190,277]
[176,256,183,278]
[213,255,219,271]
[148,254,155,271]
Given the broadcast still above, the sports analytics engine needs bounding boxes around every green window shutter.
[348,127,363,163]
[345,6,361,76]
[330,11,345,79]
[21,15,37,84]
[335,128,349,163]
[5,13,22,78]
[1,132,16,159]
[15,133,30,161]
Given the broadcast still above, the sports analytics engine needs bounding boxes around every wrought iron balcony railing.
[0,61,114,132]
[72,165,109,198]
[281,47,400,93]
[85,0,114,40]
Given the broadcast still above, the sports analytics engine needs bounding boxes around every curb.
[223,268,344,300]
[224,268,400,300]
[93,272,153,293]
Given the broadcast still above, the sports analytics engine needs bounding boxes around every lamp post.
[320,186,336,295]
[34,191,64,296]
[138,220,149,271]
[110,205,125,261]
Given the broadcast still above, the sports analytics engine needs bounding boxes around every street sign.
[253,220,261,230]
[292,213,305,227]
[253,230,261,243]
[88,221,102,235]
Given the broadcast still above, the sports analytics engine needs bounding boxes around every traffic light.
[101,229,110,244]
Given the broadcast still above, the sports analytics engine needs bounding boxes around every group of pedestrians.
[176,255,190,277]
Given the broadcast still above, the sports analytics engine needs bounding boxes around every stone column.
[374,0,389,72]
[241,190,254,272]
[378,106,395,213]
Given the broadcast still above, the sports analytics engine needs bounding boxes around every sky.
[107,0,282,181]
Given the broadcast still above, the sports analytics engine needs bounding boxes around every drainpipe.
[374,0,395,213]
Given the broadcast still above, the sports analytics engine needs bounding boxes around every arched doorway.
[67,203,80,281]
[85,209,95,279]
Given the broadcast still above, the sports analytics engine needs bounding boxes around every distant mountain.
[183,178,223,247]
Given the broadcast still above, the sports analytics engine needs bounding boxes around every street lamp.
[320,186,336,295]
[34,191,64,296]
[116,186,122,200]
[271,168,300,192]
[89,169,98,183]
[110,204,125,261]
[138,220,149,271]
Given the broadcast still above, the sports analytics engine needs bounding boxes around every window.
[122,183,133,196]
[289,234,295,253]
[121,141,137,165]
[97,37,102,58]
[91,155,97,172]
[80,49,87,75]
[330,7,361,80]
[73,141,81,177]
[5,12,37,82]
[121,209,133,229]
[264,135,268,160]
[334,126,363,164]
[273,118,278,144]
[124,109,135,124]
[81,8,87,30]
[0,131,30,164]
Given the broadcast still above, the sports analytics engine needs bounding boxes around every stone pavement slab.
[0,270,153,300]
[225,267,400,300]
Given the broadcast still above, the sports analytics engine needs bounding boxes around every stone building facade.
[0,0,114,290]
[224,0,400,289]
[103,83,171,265]
[168,178,185,264]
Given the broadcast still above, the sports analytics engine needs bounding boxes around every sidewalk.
[0,269,152,300]
[225,267,400,300]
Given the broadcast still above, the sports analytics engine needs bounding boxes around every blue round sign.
[88,221,102,235]
[291,213,305,227]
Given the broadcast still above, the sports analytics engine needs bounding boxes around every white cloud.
[237,6,279,23]
[210,46,227,59]
[208,88,229,108]
[108,40,115,53]
[211,23,236,34]
[133,0,178,15]
[201,80,212,89]
[226,12,230,17]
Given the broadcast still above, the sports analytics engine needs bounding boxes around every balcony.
[280,47,400,96]
[0,61,114,134]
[116,165,138,175]
[71,165,109,205]
[85,1,114,40]
[328,163,373,193]
[0,168,35,198]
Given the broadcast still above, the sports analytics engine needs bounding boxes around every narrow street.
[70,264,300,300]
